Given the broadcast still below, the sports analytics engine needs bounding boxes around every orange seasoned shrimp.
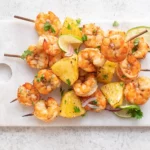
[124,77,150,105]
[26,45,49,69]
[119,55,141,79]
[101,31,129,62]
[17,83,40,106]
[35,11,61,36]
[82,23,104,48]
[128,37,149,59]
[78,48,106,72]
[33,69,61,94]
[34,98,60,122]
[82,89,107,112]
[38,35,62,56]
[73,73,98,97]
[116,66,136,83]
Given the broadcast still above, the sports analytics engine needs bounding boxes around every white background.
[0,0,150,149]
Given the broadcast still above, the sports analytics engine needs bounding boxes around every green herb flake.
[74,48,79,54]
[74,106,80,113]
[79,27,82,31]
[134,38,139,46]
[67,24,72,30]
[36,74,44,82]
[122,75,126,78]
[44,22,56,33]
[66,79,71,86]
[120,83,124,87]
[64,100,67,104]
[92,100,97,105]
[76,18,81,25]
[82,34,88,42]
[126,106,143,119]
[93,29,97,34]
[103,74,108,80]
[113,21,119,27]
[60,87,65,97]
[81,113,86,117]
[21,50,33,59]
[97,46,101,49]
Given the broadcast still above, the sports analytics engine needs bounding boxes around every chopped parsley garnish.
[67,24,72,30]
[36,74,44,82]
[74,106,80,113]
[113,21,119,27]
[97,46,101,49]
[93,29,97,34]
[132,38,139,53]
[66,79,71,86]
[122,75,126,78]
[79,27,82,31]
[92,100,97,105]
[60,87,65,97]
[120,83,124,87]
[76,18,81,25]
[44,22,56,33]
[74,48,79,54]
[81,113,86,117]
[103,74,108,80]
[64,100,67,104]
[134,38,139,46]
[21,50,33,59]
[82,34,87,42]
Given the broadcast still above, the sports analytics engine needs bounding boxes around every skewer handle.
[126,29,148,42]
[4,54,21,58]
[14,15,35,23]
[141,69,150,71]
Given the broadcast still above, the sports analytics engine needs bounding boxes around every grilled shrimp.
[82,89,107,112]
[119,55,141,79]
[38,35,62,56]
[78,48,106,72]
[49,53,62,67]
[101,31,129,62]
[34,98,60,122]
[17,83,40,106]
[33,69,61,94]
[35,11,61,36]
[124,77,150,105]
[116,66,136,83]
[82,23,104,48]
[128,37,149,59]
[26,45,49,69]
[73,73,98,97]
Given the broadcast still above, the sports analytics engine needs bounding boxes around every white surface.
[1,0,150,149]
[1,20,150,127]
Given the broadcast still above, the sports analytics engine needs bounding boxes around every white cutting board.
[0,20,150,127]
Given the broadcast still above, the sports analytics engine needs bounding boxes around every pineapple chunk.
[60,91,86,118]
[60,17,82,40]
[97,61,117,83]
[101,82,124,108]
[51,54,78,85]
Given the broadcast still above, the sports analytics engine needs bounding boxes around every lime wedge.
[126,26,150,51]
[114,109,132,118]
[58,35,82,52]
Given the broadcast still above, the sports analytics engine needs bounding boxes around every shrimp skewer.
[11,83,40,106]
[4,45,49,69]
[22,97,60,122]
[14,11,61,36]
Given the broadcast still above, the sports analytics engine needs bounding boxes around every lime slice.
[114,104,141,118]
[58,35,82,52]
[114,109,132,118]
[126,26,150,51]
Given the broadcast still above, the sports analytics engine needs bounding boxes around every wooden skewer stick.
[10,98,17,103]
[126,29,148,42]
[141,69,150,71]
[14,15,35,23]
[22,113,33,117]
[4,54,21,58]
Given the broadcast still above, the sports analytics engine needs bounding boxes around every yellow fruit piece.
[60,90,86,118]
[101,82,124,108]
[51,54,78,85]
[97,61,117,84]
[60,17,82,40]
